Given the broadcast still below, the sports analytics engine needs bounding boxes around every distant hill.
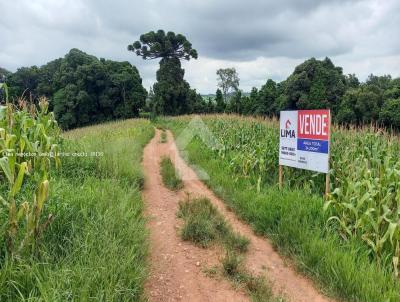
[201,91,250,101]
[201,94,216,101]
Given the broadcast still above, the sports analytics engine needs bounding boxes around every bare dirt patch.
[142,129,335,302]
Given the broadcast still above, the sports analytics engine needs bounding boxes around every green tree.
[144,87,155,112]
[336,85,381,124]
[52,49,147,129]
[189,91,207,113]
[36,58,63,99]
[216,67,239,103]
[345,74,360,89]
[0,67,11,82]
[152,57,192,115]
[273,81,289,113]
[215,88,225,113]
[0,67,10,101]
[227,90,243,114]
[53,84,78,129]
[246,87,258,114]
[378,76,400,103]
[7,66,40,99]
[7,48,147,129]
[128,30,197,115]
[383,85,400,100]
[256,79,277,115]
[336,75,398,125]
[241,95,253,115]
[284,57,346,112]
[366,74,392,90]
[379,98,400,128]
[206,97,215,113]
[128,30,197,60]
[106,60,147,118]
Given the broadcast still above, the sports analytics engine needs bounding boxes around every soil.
[142,129,335,302]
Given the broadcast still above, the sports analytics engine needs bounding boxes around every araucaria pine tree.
[128,30,198,115]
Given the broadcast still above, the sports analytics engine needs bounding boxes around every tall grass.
[162,115,400,302]
[160,130,167,143]
[177,197,275,302]
[177,197,249,251]
[160,156,183,190]
[0,119,154,301]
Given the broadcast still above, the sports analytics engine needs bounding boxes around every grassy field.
[3,112,400,301]
[0,119,154,301]
[160,114,400,302]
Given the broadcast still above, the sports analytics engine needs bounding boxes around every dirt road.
[142,129,334,302]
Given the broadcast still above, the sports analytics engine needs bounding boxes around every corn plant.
[163,114,400,275]
[1,87,60,258]
[325,131,400,275]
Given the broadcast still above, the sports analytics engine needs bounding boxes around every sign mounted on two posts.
[279,109,330,173]
[279,109,331,194]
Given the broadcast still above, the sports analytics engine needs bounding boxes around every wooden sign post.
[325,173,330,199]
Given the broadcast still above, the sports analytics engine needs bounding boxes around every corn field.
[165,114,400,274]
[0,84,61,258]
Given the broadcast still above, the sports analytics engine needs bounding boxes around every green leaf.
[36,180,49,213]
[323,200,334,211]
[386,222,398,245]
[0,156,13,184]
[11,162,27,197]
[17,202,28,222]
[0,194,8,207]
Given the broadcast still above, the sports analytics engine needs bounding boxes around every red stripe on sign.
[297,110,330,140]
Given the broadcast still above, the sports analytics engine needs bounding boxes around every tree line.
[1,49,147,129]
[1,29,400,129]
[209,59,400,128]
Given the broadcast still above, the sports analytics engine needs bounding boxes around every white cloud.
[0,0,399,93]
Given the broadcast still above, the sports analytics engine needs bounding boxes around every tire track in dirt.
[142,129,249,302]
[142,129,335,302]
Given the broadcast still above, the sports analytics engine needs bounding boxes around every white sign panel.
[279,110,330,173]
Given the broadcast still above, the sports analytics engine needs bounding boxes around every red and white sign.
[279,110,331,173]
[298,110,330,140]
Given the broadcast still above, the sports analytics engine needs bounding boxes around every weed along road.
[142,129,335,302]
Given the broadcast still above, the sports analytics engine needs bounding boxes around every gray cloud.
[1,0,399,93]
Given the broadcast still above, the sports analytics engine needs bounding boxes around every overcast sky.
[1,0,399,93]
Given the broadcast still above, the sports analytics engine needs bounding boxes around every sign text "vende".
[297,110,330,140]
